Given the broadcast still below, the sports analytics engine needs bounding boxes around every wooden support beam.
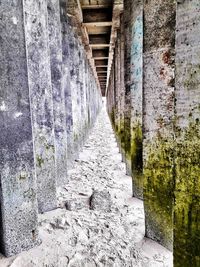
[93,57,108,60]
[93,49,109,57]
[95,59,108,66]
[96,67,107,71]
[98,73,107,77]
[98,77,107,80]
[82,4,112,9]
[89,34,110,44]
[83,8,112,23]
[90,44,110,48]
[83,22,113,27]
[96,65,108,67]
[87,26,111,35]
[96,71,107,73]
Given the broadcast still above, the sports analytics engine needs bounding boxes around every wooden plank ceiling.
[67,0,123,96]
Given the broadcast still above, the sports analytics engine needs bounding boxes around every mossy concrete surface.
[143,137,174,251]
[131,124,143,199]
[143,0,176,252]
[174,0,200,265]
[174,122,200,267]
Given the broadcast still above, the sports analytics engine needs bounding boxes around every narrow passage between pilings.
[0,103,172,267]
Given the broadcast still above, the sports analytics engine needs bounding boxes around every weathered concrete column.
[0,0,39,256]
[123,0,132,176]
[113,31,124,154]
[107,64,115,129]
[114,37,119,142]
[66,29,80,160]
[76,40,84,149]
[61,14,75,170]
[90,76,96,126]
[82,46,90,145]
[106,15,126,163]
[111,62,116,128]
[129,0,143,199]
[84,61,89,138]
[143,0,176,250]
[88,68,94,127]
[85,56,89,138]
[87,68,92,128]
[116,29,123,154]
[47,0,68,186]
[174,1,200,266]
[24,0,57,213]
[79,47,86,145]
[119,14,126,163]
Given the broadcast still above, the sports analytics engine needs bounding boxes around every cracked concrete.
[0,102,172,267]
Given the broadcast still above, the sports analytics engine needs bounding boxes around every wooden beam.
[83,22,113,27]
[77,0,83,22]
[93,49,109,57]
[96,71,107,73]
[98,77,107,80]
[87,26,111,35]
[83,8,112,23]
[93,57,108,60]
[98,73,107,76]
[89,35,110,44]
[90,44,110,48]
[82,4,112,9]
[96,67,107,71]
[96,65,108,67]
[100,81,107,87]
[95,59,108,66]
[92,49,109,60]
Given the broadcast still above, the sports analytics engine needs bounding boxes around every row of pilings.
[0,0,102,257]
[106,1,200,267]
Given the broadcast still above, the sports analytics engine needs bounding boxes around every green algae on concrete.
[174,121,200,267]
[116,121,126,152]
[109,107,116,130]
[111,116,143,199]
[143,136,174,250]
[124,112,132,174]
[109,109,129,160]
[131,123,143,199]
[36,155,45,168]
